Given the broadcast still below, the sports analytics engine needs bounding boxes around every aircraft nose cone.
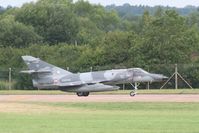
[162,76,168,80]
[150,74,168,81]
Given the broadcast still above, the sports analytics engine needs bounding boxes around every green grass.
[0,102,199,133]
[0,81,10,90]
[0,89,199,95]
[0,81,16,90]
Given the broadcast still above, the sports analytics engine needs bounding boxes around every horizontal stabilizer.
[20,70,52,74]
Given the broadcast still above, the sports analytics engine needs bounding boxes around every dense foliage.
[0,0,199,89]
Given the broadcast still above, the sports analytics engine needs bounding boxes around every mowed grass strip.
[0,102,199,133]
[0,89,199,95]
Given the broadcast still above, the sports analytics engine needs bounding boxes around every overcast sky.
[1,0,199,8]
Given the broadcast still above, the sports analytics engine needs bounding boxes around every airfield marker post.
[8,68,11,90]
[147,68,150,90]
[123,84,125,90]
[160,64,193,89]
[175,64,178,89]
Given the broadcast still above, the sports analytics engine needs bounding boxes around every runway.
[0,94,199,102]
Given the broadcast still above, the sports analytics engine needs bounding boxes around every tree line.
[0,0,199,89]
[106,4,198,17]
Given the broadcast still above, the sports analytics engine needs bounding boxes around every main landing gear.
[76,92,90,97]
[129,82,140,97]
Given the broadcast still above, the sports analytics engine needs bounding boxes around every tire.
[76,92,84,97]
[130,91,136,97]
[76,92,89,97]
[83,92,89,97]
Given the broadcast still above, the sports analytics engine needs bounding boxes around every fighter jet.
[21,56,167,97]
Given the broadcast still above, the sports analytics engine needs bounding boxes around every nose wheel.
[130,82,139,97]
[130,91,136,96]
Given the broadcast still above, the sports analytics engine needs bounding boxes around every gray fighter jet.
[21,56,167,96]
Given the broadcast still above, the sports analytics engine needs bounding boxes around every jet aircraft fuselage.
[21,56,167,96]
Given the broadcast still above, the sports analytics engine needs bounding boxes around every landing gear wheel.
[83,92,89,97]
[76,92,84,97]
[130,91,136,97]
[76,92,90,97]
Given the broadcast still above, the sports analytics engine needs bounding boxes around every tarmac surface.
[0,94,199,102]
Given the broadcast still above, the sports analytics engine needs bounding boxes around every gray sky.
[1,0,199,8]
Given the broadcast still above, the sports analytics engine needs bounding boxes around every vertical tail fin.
[21,55,72,75]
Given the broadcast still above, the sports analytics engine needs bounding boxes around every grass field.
[0,89,199,95]
[0,102,199,133]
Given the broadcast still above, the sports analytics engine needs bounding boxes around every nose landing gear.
[130,82,140,97]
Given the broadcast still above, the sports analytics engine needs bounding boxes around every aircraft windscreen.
[140,69,149,74]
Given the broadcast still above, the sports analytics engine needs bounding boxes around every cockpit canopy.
[128,68,149,74]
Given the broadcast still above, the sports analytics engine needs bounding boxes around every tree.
[76,17,103,44]
[16,0,79,44]
[187,12,199,28]
[101,31,132,66]
[74,0,94,17]
[154,6,164,17]
[140,10,153,33]
[0,15,42,48]
[136,10,199,65]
